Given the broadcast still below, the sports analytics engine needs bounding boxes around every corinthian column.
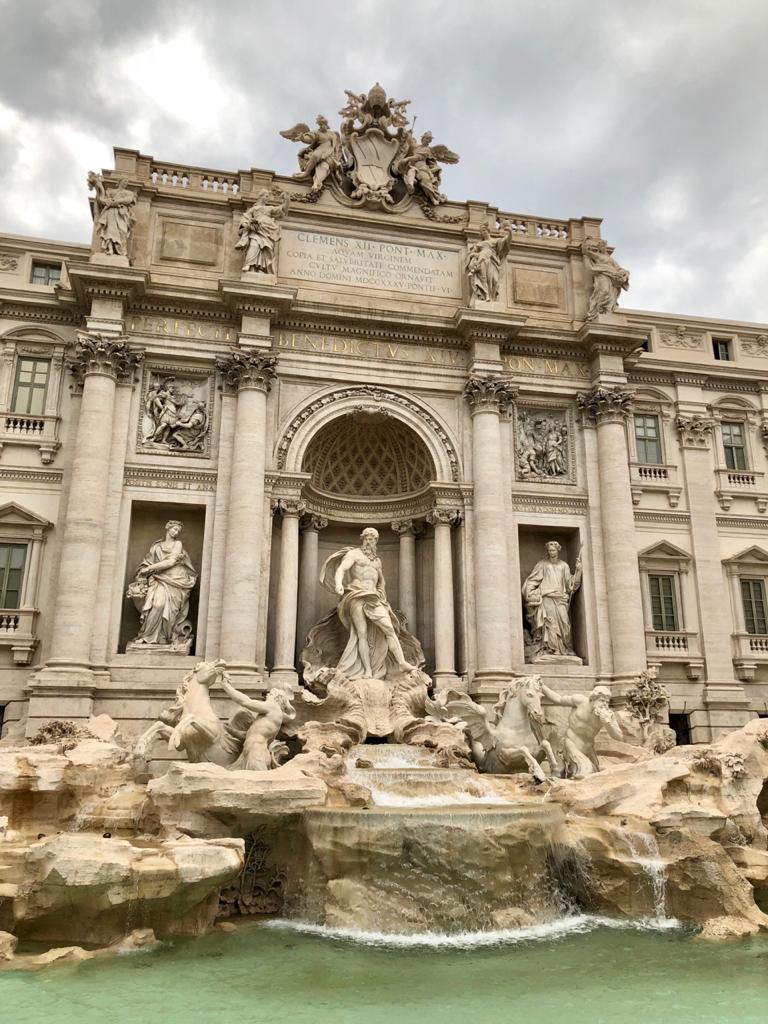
[464,376,517,691]
[271,498,306,686]
[426,509,461,689]
[297,514,328,663]
[391,519,421,636]
[217,349,276,676]
[47,333,143,675]
[577,385,646,678]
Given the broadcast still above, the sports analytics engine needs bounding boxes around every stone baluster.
[297,514,328,663]
[426,509,461,689]
[391,519,421,636]
[47,333,144,674]
[271,498,307,686]
[216,349,276,676]
[463,376,517,692]
[577,385,646,678]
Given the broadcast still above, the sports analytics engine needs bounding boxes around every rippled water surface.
[3,918,767,1024]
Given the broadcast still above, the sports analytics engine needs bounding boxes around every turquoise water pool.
[3,917,767,1024]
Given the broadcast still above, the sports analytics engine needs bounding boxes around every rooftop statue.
[280,84,458,210]
[236,187,290,274]
[465,220,514,303]
[582,236,630,319]
[87,171,136,258]
[302,527,425,682]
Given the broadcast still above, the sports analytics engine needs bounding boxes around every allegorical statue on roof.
[465,220,514,303]
[235,186,289,274]
[582,236,630,320]
[280,84,459,210]
[87,171,136,258]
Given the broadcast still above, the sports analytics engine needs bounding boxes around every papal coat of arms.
[280,83,459,211]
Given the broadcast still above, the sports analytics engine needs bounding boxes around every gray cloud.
[1,0,766,321]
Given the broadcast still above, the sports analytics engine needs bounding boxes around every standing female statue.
[465,221,514,303]
[126,520,198,652]
[581,236,629,319]
[235,187,290,274]
[87,172,136,257]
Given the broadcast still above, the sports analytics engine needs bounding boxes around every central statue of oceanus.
[301,527,425,682]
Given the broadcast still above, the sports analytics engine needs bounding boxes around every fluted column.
[217,349,276,674]
[426,509,461,689]
[297,514,328,662]
[271,498,306,685]
[391,519,420,635]
[464,376,517,690]
[48,333,143,672]
[577,385,646,678]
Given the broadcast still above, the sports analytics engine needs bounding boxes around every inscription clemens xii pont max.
[279,229,461,297]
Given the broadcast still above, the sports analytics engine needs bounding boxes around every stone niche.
[119,501,206,654]
[518,524,587,664]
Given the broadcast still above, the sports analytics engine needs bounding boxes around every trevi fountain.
[0,84,766,1021]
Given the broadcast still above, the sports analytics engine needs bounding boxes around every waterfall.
[624,831,667,919]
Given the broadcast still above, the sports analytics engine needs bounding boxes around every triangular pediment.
[724,545,768,566]
[638,540,691,561]
[0,502,51,529]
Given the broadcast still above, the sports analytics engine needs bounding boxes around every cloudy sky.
[1,0,766,322]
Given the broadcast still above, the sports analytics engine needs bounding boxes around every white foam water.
[262,914,681,949]
[361,784,509,808]
[624,832,668,919]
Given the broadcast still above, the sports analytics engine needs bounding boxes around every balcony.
[715,468,768,513]
[645,629,703,679]
[0,607,38,665]
[630,462,682,508]
[0,412,61,465]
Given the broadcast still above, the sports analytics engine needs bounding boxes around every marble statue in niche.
[582,236,629,319]
[140,374,209,453]
[126,520,198,653]
[303,527,425,682]
[465,221,513,303]
[522,540,582,663]
[236,187,290,274]
[516,409,569,479]
[87,172,136,257]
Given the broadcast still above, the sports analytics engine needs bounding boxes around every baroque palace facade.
[0,86,767,745]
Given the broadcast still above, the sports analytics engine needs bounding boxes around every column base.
[219,664,266,689]
[433,671,465,692]
[469,670,515,702]
[267,668,299,691]
[25,661,98,736]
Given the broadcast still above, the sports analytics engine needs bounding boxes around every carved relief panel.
[513,403,575,485]
[137,365,214,458]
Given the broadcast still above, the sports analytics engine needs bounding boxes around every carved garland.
[275,385,461,482]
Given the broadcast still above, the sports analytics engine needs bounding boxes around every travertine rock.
[0,930,17,961]
[145,760,327,837]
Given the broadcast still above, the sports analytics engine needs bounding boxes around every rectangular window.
[648,574,679,631]
[30,262,61,286]
[722,421,747,470]
[0,544,26,609]
[11,358,50,416]
[712,337,732,361]
[741,578,768,635]
[634,414,662,464]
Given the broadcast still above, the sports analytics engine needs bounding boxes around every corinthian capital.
[576,385,633,424]
[463,375,518,415]
[67,332,144,386]
[217,348,277,392]
[426,508,462,528]
[273,497,307,518]
[674,414,713,449]
[391,518,424,538]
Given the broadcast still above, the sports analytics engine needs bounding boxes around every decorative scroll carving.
[217,349,277,392]
[87,172,136,258]
[675,414,714,448]
[67,332,144,386]
[275,385,460,482]
[577,385,633,423]
[515,408,569,481]
[139,369,211,456]
[660,325,704,350]
[463,375,518,415]
[582,237,629,319]
[0,253,18,272]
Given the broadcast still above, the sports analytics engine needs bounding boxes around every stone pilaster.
[217,349,277,678]
[30,334,143,720]
[426,509,461,689]
[464,375,517,692]
[674,404,751,740]
[297,514,328,663]
[391,519,421,637]
[271,498,306,687]
[577,384,646,680]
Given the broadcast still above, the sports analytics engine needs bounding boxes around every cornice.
[0,304,80,325]
[123,465,218,491]
[454,307,526,341]
[0,467,63,484]
[510,492,588,513]
[218,279,296,318]
[633,510,691,525]
[715,516,768,529]
[275,316,458,349]
[67,262,149,306]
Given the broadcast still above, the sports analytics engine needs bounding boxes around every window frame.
[712,336,732,361]
[11,356,51,416]
[721,420,748,471]
[30,262,62,287]
[648,572,679,631]
[634,412,663,465]
[0,542,27,609]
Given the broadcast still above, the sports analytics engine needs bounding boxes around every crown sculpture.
[280,82,459,211]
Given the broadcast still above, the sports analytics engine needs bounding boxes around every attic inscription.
[279,229,461,297]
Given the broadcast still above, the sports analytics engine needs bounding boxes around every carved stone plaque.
[137,365,214,458]
[512,267,563,308]
[279,228,461,298]
[514,405,575,485]
[158,219,223,267]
